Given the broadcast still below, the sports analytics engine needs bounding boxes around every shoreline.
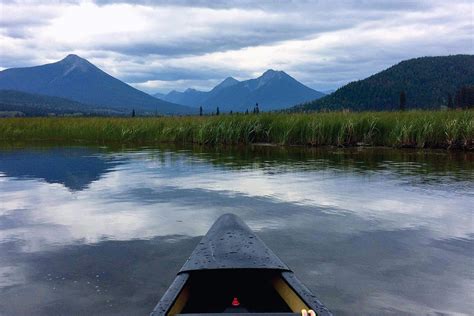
[0,110,472,150]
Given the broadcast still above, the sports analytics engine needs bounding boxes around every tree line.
[399,85,474,111]
[198,103,260,116]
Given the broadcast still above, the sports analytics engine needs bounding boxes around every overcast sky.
[0,0,472,93]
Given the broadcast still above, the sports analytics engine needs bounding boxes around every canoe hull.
[151,214,332,316]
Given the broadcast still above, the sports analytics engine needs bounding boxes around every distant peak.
[59,54,91,67]
[261,69,286,78]
[222,76,239,83]
[58,54,94,74]
[263,69,277,74]
[218,77,239,86]
[62,54,85,62]
[211,76,239,92]
[66,53,80,59]
[253,70,290,89]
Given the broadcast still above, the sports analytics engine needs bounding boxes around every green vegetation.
[0,110,472,149]
[454,85,474,108]
[295,55,474,111]
[0,90,124,116]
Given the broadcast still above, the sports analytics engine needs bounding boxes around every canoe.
[150,214,332,316]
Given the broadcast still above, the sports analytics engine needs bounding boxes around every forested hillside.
[0,90,123,116]
[295,55,474,111]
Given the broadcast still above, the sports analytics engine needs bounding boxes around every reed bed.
[0,110,472,149]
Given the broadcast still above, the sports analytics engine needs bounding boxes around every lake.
[0,144,472,315]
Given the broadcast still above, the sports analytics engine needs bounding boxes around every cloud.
[91,0,432,12]
[0,0,472,93]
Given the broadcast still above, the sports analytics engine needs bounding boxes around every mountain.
[157,71,324,112]
[0,90,125,116]
[210,77,240,92]
[206,70,324,112]
[294,55,474,111]
[152,92,166,99]
[160,88,208,106]
[0,54,194,115]
[157,77,240,107]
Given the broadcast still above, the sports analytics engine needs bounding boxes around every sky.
[0,0,473,94]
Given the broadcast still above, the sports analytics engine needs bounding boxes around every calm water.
[0,144,472,315]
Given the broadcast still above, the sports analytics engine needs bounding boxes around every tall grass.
[0,110,472,149]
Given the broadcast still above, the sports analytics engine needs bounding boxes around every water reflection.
[0,146,120,191]
[0,145,472,315]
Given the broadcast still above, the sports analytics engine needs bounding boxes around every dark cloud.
[100,31,308,58]
[92,0,433,12]
[84,12,364,58]
[1,0,79,3]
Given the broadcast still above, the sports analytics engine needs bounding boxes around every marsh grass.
[0,110,472,149]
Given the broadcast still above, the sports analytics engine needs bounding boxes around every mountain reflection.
[0,146,120,191]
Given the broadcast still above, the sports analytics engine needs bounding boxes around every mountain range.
[294,55,474,111]
[0,54,194,115]
[155,70,325,112]
[0,54,472,116]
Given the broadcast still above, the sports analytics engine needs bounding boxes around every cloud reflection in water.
[0,146,472,315]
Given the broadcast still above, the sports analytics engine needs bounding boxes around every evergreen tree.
[230,110,233,115]
[216,106,220,116]
[245,109,249,115]
[132,109,135,117]
[447,93,453,109]
[199,106,203,116]
[454,89,461,108]
[255,102,260,114]
[399,91,406,111]
[455,85,474,109]
[466,86,474,108]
